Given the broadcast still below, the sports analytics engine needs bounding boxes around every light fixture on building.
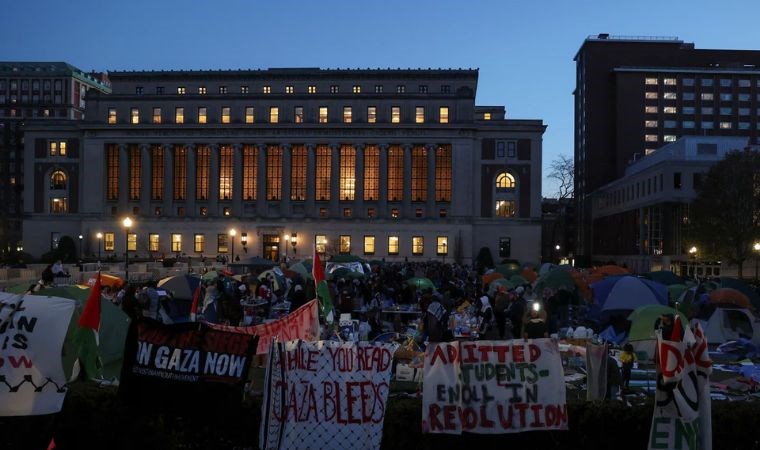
[291,232,297,255]
[241,232,248,253]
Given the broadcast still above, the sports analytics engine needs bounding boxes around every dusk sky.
[3,0,758,196]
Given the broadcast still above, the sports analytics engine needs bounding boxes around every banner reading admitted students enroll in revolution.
[0,293,75,416]
[422,339,568,434]
[260,340,400,450]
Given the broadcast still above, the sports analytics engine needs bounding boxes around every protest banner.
[422,339,568,434]
[209,299,320,354]
[119,319,258,409]
[648,321,712,450]
[260,340,399,450]
[0,292,75,416]
[585,342,608,401]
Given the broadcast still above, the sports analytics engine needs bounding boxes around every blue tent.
[589,276,668,320]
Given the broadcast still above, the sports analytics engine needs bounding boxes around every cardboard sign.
[260,340,399,450]
[422,339,568,434]
[209,299,320,354]
[0,293,75,416]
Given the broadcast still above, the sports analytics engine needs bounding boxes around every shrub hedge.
[1,383,759,450]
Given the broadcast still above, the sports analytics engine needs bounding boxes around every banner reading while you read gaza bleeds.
[260,340,400,450]
[423,339,567,434]
[0,293,75,416]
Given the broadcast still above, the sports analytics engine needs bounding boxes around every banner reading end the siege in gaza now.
[0,293,75,416]
[422,339,568,434]
[260,340,400,450]
[119,319,258,408]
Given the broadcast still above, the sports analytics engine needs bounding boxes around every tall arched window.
[50,170,67,190]
[496,172,515,189]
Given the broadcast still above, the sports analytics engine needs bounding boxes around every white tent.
[695,307,760,346]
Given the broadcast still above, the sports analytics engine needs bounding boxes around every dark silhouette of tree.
[689,149,760,278]
[547,154,574,257]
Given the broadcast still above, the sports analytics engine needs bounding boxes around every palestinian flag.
[72,271,103,380]
[313,247,334,323]
[190,283,202,322]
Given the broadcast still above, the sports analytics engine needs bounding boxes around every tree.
[547,154,574,258]
[689,149,760,278]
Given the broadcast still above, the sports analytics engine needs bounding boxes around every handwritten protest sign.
[119,319,258,409]
[260,340,399,450]
[209,299,319,354]
[0,292,75,416]
[648,322,712,450]
[422,339,567,434]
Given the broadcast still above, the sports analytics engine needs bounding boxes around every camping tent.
[697,307,760,346]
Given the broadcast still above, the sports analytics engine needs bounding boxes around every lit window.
[108,108,117,124]
[245,106,254,124]
[219,146,233,200]
[375,85,383,93]
[483,113,491,120]
[391,106,400,123]
[388,236,399,255]
[241,85,249,94]
[199,86,207,95]
[363,236,375,255]
[645,78,658,85]
[175,107,184,124]
[439,107,449,124]
[149,234,160,252]
[339,145,355,200]
[415,106,425,123]
[439,208,447,217]
[198,107,207,124]
[219,86,228,94]
[50,197,67,213]
[437,236,448,255]
[495,200,515,217]
[319,106,328,123]
[217,234,229,253]
[663,106,677,114]
[352,85,361,94]
[645,106,657,114]
[49,141,67,156]
[396,85,405,93]
[330,85,339,93]
[391,208,400,218]
[315,235,327,254]
[496,172,515,189]
[130,108,139,124]
[50,170,67,189]
[200,207,208,216]
[343,208,352,218]
[645,148,656,155]
[127,233,137,251]
[645,92,658,99]
[267,107,278,124]
[701,93,714,101]
[294,106,304,123]
[719,122,732,129]
[221,106,231,124]
[152,107,161,124]
[339,235,351,254]
[194,234,204,253]
[663,78,676,85]
[415,208,423,217]
[664,135,677,142]
[285,85,294,94]
[104,232,115,251]
[663,92,677,100]
[645,135,658,142]
[177,86,186,95]
[367,106,377,123]
[645,120,657,128]
[263,86,271,94]
[308,85,316,94]
[171,234,182,252]
[412,236,423,255]
[343,106,352,123]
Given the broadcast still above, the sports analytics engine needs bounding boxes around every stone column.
[378,144,388,218]
[118,144,128,212]
[330,143,340,217]
[403,144,412,218]
[257,144,267,216]
[139,144,151,217]
[209,144,219,216]
[355,143,365,217]
[427,143,437,218]
[306,144,316,218]
[232,144,243,216]
[281,144,291,217]
[163,144,173,217]
[186,144,196,217]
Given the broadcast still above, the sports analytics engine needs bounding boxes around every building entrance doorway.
[263,234,280,261]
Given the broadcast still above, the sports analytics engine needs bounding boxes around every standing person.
[507,292,527,339]
[494,287,510,339]
[620,343,637,389]
[425,294,449,343]
[523,304,548,339]
[476,291,493,338]
[606,353,622,400]
[290,284,307,311]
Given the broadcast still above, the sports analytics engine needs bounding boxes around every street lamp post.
[291,232,297,257]
[688,246,697,279]
[123,217,133,283]
[555,244,561,264]
[753,242,760,281]
[229,228,236,263]
[96,232,102,261]
[78,234,83,259]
